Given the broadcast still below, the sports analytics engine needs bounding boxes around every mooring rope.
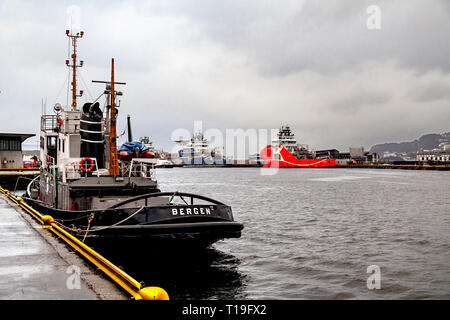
[56,206,145,235]
[81,217,92,243]
[54,213,92,223]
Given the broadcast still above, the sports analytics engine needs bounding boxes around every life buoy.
[80,158,94,172]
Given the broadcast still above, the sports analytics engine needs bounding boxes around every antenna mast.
[65,29,84,110]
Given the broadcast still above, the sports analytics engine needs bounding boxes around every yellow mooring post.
[0,186,169,300]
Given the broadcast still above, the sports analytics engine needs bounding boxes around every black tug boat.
[24,30,243,249]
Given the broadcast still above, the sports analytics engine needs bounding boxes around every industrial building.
[0,133,35,168]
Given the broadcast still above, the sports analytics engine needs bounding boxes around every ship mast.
[109,58,119,176]
[92,60,126,176]
[65,29,84,110]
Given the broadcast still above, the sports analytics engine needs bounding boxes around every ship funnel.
[80,102,105,168]
[127,114,133,142]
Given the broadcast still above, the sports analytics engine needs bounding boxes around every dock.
[0,195,127,300]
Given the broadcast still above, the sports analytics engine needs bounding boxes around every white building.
[417,151,450,162]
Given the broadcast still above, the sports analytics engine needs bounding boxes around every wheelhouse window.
[47,136,57,150]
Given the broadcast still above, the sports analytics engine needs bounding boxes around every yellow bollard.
[139,287,170,300]
[41,215,54,225]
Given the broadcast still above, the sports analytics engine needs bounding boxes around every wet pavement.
[0,196,125,300]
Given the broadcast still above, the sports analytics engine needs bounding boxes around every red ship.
[259,126,338,168]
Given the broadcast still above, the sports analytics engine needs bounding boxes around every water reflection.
[95,246,248,300]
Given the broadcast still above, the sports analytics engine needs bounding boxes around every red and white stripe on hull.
[260,144,338,168]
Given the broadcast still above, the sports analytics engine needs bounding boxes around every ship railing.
[59,157,100,182]
[41,115,59,132]
[127,158,157,179]
[44,154,57,175]
[107,191,226,209]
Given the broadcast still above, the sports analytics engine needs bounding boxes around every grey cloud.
[330,91,391,115]
[411,81,450,102]
[166,0,450,75]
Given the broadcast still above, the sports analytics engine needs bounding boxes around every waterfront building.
[0,133,35,168]
[417,150,450,162]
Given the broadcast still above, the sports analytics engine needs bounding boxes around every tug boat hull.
[24,191,243,249]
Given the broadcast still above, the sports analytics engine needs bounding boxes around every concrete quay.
[0,196,126,300]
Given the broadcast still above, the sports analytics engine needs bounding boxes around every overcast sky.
[1,0,449,152]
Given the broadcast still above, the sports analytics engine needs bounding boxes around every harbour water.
[102,168,450,299]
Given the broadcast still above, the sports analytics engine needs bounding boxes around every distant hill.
[370,132,450,157]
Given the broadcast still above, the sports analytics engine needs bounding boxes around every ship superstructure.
[175,132,225,166]
[271,126,298,154]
